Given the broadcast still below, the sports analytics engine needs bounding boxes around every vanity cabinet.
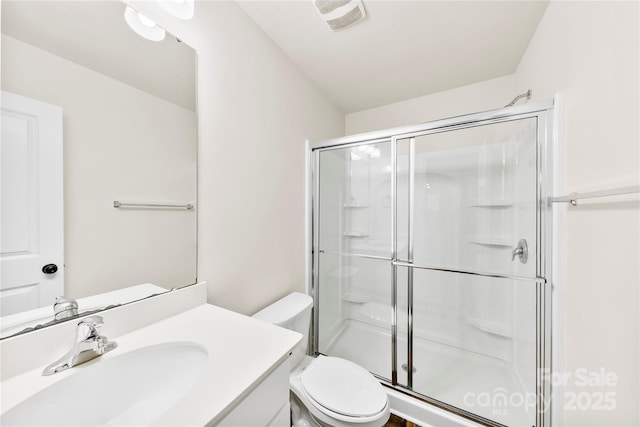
[218,359,290,426]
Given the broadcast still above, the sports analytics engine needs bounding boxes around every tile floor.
[384,413,420,427]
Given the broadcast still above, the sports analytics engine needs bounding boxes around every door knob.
[511,239,528,264]
[42,264,58,274]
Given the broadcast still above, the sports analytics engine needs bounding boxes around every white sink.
[1,342,208,426]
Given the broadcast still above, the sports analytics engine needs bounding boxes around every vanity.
[0,283,301,426]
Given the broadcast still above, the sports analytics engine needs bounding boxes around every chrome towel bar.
[113,201,194,210]
[550,185,640,206]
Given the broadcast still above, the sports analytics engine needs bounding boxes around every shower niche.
[311,104,553,427]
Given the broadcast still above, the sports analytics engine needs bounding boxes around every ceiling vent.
[314,0,367,31]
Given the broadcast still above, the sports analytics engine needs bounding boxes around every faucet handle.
[76,316,104,340]
[77,316,116,354]
[511,239,528,264]
[79,315,104,328]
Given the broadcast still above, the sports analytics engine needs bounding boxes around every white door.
[1,91,64,316]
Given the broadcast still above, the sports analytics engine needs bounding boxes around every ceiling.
[1,1,196,111]
[236,0,549,113]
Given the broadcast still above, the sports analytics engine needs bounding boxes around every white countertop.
[1,302,301,425]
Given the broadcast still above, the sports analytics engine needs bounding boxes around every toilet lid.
[300,356,387,417]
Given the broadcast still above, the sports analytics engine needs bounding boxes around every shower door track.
[378,381,511,427]
[309,101,553,151]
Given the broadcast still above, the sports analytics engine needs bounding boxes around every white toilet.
[253,292,390,427]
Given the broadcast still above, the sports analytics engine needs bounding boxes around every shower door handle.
[511,239,528,264]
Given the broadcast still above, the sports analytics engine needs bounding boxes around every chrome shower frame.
[307,100,555,427]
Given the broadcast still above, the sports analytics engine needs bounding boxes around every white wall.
[127,1,345,315]
[345,2,639,426]
[345,74,517,135]
[1,34,197,299]
[514,3,639,426]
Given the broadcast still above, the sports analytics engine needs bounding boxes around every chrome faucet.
[53,296,79,320]
[42,316,117,376]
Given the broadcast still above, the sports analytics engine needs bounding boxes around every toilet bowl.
[252,292,390,427]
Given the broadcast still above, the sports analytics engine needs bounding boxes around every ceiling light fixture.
[313,0,366,31]
[124,6,166,42]
[156,0,195,20]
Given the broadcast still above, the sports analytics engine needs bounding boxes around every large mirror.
[0,1,197,338]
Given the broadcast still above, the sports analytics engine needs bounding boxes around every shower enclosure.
[309,102,554,427]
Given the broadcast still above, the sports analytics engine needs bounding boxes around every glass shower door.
[399,118,538,276]
[396,118,541,426]
[312,107,552,427]
[315,141,394,381]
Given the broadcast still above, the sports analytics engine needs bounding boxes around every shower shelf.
[466,317,512,338]
[467,200,513,207]
[343,231,370,237]
[466,236,511,247]
[343,203,370,208]
[342,293,372,303]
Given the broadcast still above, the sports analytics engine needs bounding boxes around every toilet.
[252,292,390,427]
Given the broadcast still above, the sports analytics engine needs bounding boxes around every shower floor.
[323,319,534,427]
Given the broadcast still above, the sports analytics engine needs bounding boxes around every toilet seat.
[289,358,390,427]
[300,355,388,418]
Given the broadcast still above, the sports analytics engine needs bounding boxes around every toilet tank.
[252,292,313,366]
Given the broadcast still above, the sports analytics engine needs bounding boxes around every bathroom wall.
[345,74,518,135]
[345,2,639,426]
[127,1,345,315]
[514,3,639,426]
[1,34,197,299]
